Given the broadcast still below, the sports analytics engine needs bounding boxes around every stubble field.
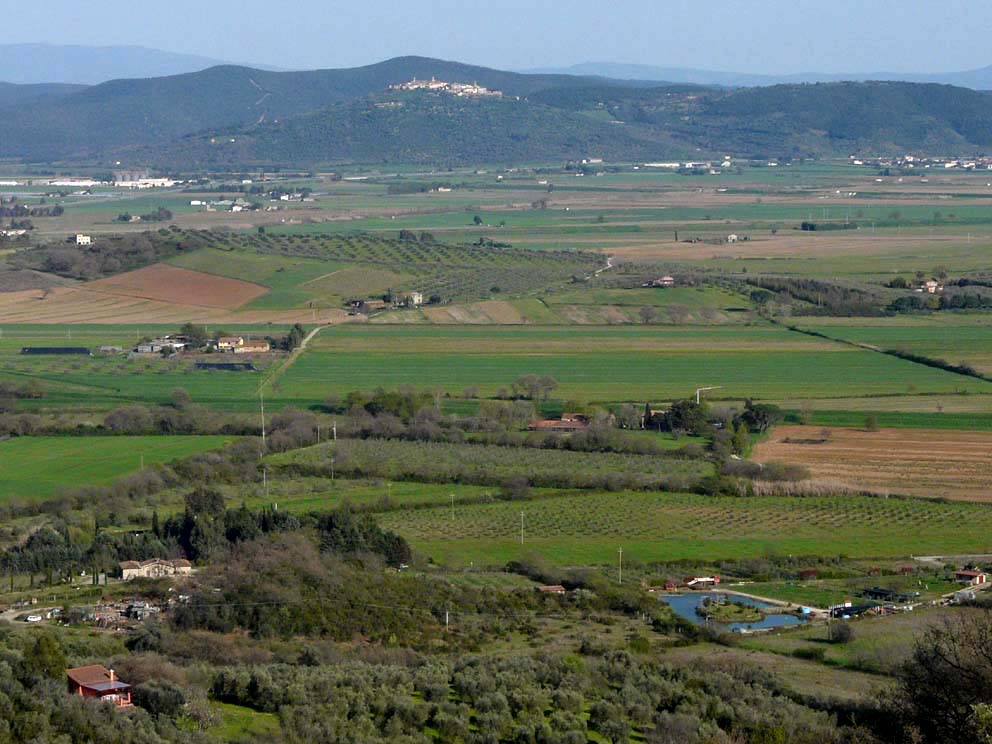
[752,425,992,500]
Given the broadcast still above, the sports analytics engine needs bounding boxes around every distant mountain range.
[528,62,992,91]
[0,43,280,85]
[3,56,992,167]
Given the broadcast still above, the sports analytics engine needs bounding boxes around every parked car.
[25,615,42,623]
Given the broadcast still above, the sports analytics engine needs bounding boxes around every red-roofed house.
[67,665,131,707]
[955,569,987,585]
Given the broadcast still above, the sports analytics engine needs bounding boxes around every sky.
[7,0,992,74]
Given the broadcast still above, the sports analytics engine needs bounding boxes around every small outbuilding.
[955,569,987,586]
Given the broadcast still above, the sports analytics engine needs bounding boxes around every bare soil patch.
[753,425,992,501]
[87,264,268,309]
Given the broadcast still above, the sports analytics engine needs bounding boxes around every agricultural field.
[752,425,992,501]
[375,489,992,567]
[267,438,711,491]
[0,435,236,501]
[159,232,604,312]
[792,314,992,375]
[0,325,293,411]
[88,264,269,308]
[275,324,992,403]
[396,285,757,326]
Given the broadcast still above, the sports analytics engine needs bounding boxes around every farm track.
[258,324,328,396]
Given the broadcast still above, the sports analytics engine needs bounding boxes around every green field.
[276,324,992,402]
[377,490,992,567]
[794,314,992,374]
[0,435,236,501]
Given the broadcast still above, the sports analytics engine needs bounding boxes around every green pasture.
[276,324,992,402]
[377,490,992,568]
[0,435,236,501]
[208,702,280,740]
[793,314,992,374]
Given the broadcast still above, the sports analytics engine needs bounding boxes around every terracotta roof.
[67,665,128,690]
[956,570,985,577]
[171,559,192,568]
[118,561,140,569]
[529,419,589,431]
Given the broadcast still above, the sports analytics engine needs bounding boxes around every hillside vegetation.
[4,56,992,163]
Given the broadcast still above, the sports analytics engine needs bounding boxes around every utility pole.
[260,391,266,445]
[450,493,455,521]
[520,512,524,545]
[618,547,623,584]
[330,457,335,481]
[263,468,268,498]
[333,420,337,441]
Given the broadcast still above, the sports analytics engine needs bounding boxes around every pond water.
[660,592,809,633]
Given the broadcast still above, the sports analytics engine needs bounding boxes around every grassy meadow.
[0,435,236,501]
[275,324,992,403]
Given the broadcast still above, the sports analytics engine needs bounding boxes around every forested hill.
[139,93,680,167]
[4,55,992,164]
[139,81,992,168]
[0,56,617,160]
[0,82,86,110]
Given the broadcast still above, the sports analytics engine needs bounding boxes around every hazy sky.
[9,0,992,73]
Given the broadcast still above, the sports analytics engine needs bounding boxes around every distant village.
[388,77,503,97]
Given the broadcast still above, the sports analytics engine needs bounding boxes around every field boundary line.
[257,324,328,396]
[783,321,992,383]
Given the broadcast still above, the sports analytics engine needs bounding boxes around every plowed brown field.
[86,264,268,308]
[753,425,992,501]
[0,264,350,324]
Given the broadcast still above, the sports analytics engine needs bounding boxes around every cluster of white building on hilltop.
[389,77,503,97]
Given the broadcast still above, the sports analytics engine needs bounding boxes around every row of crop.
[267,438,711,492]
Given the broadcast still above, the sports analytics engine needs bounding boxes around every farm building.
[684,576,720,589]
[66,665,131,707]
[195,361,257,371]
[134,337,187,354]
[215,336,244,351]
[528,418,590,433]
[119,558,192,581]
[233,340,270,354]
[954,569,987,585]
[643,276,676,288]
[537,585,567,594]
[798,569,819,581]
[861,586,918,602]
[20,347,91,355]
[74,234,92,246]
